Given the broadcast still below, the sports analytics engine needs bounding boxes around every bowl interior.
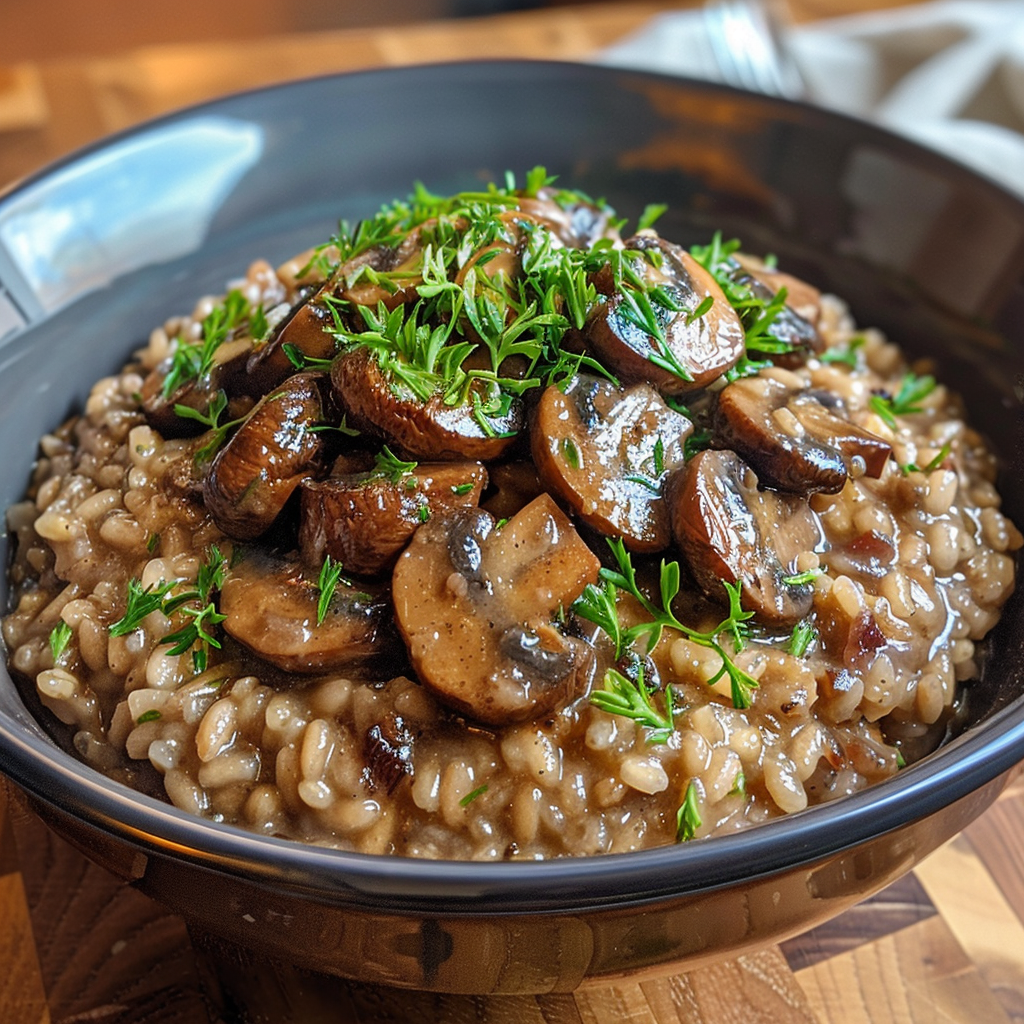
[2,60,1024,910]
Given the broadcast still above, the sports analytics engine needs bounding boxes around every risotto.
[4,172,1020,859]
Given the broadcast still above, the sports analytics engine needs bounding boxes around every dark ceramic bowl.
[2,61,1024,999]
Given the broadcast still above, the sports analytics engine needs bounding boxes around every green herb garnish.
[590,664,676,743]
[676,781,702,842]
[573,539,759,709]
[162,290,250,398]
[135,709,162,724]
[781,567,823,587]
[158,546,228,673]
[460,784,489,807]
[109,578,178,637]
[49,621,72,662]
[869,372,937,430]
[899,442,952,476]
[788,620,817,658]
[314,554,347,626]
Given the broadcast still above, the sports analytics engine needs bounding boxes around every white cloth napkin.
[599,1,1024,196]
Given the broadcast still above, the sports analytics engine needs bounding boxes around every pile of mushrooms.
[140,184,893,728]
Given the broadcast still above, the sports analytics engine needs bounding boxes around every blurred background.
[4,0,916,61]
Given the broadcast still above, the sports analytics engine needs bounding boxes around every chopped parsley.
[49,621,73,662]
[869,372,937,430]
[460,784,489,807]
[371,446,419,485]
[135,709,162,724]
[589,664,676,744]
[162,290,250,398]
[788,620,817,658]
[676,781,702,842]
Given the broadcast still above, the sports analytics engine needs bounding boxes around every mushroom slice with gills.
[299,461,488,576]
[202,372,329,540]
[331,347,523,461]
[584,235,745,394]
[392,495,600,725]
[532,374,692,552]
[219,549,397,674]
[716,375,891,494]
[141,336,254,438]
[671,449,823,626]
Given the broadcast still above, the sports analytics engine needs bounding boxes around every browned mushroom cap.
[584,236,745,394]
[331,348,523,461]
[219,549,397,673]
[299,461,488,576]
[671,449,822,626]
[246,291,336,394]
[392,495,600,725]
[732,254,824,363]
[141,337,254,437]
[517,189,621,248]
[716,376,891,494]
[532,374,692,552]
[202,372,328,540]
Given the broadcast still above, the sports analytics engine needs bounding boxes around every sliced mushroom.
[203,372,328,540]
[584,236,745,394]
[141,337,254,437]
[716,375,891,494]
[219,548,397,673]
[481,461,544,520]
[671,449,823,625]
[731,253,824,363]
[299,461,488,576]
[517,189,621,248]
[331,348,523,460]
[532,374,691,552]
[246,288,335,394]
[392,495,600,724]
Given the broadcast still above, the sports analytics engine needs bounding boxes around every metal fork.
[703,0,805,99]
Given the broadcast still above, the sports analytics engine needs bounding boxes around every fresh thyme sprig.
[869,372,937,430]
[109,548,228,673]
[676,781,702,842]
[109,578,179,637]
[49,621,73,662]
[159,546,228,673]
[573,539,760,709]
[589,664,676,744]
[173,390,246,464]
[162,290,250,398]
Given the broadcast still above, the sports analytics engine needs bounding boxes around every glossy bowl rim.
[1,58,1023,916]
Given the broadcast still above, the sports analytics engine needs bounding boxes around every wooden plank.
[10,798,210,1024]
[796,913,1015,1024]
[0,869,50,1024]
[914,833,1024,1024]
[781,873,937,972]
[639,947,822,1024]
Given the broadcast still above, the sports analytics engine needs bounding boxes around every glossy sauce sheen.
[2,188,1020,859]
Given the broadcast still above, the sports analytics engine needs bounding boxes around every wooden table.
[3,2,1024,1021]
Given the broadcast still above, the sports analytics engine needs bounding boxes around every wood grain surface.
[3,772,1024,1024]
[3,1,1022,1021]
